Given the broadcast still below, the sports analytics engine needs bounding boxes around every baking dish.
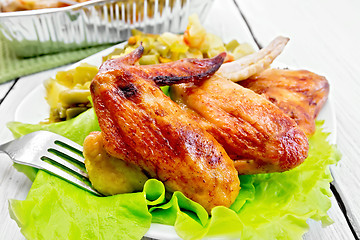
[0,0,214,57]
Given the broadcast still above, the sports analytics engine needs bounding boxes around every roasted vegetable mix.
[44,15,254,122]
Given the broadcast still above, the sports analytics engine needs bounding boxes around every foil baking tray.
[0,0,214,57]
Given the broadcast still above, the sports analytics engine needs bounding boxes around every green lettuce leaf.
[9,172,152,240]
[7,108,100,146]
[7,109,340,240]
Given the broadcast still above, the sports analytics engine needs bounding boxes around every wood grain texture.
[236,0,360,238]
[304,196,355,240]
[0,68,67,240]
[0,81,14,102]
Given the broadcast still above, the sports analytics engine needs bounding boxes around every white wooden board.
[236,0,360,238]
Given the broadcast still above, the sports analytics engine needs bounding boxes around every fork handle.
[0,148,101,196]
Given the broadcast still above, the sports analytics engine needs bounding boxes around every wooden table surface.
[0,0,359,239]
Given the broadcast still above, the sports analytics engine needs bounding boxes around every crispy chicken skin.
[90,46,240,213]
[240,68,329,136]
[171,74,309,174]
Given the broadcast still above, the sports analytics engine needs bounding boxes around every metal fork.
[0,130,101,196]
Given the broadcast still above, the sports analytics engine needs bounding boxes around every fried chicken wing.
[90,46,240,212]
[171,74,309,174]
[240,69,329,136]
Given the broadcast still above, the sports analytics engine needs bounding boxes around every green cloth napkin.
[0,34,113,84]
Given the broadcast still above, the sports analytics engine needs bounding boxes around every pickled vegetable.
[59,89,90,107]
[105,14,254,65]
[65,107,89,120]
[139,55,159,65]
[225,39,240,52]
[232,43,255,59]
[44,63,98,123]
[183,14,207,48]
[45,14,254,123]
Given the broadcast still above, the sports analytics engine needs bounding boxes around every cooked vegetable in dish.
[44,63,98,122]
[44,15,254,123]
[104,15,254,64]
[0,0,89,12]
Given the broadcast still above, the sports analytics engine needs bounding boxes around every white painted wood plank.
[304,196,355,240]
[0,81,14,102]
[236,0,360,238]
[0,67,68,240]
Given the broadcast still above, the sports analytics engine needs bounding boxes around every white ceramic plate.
[9,43,337,240]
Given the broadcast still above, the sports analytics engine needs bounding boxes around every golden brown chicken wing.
[90,46,240,213]
[171,74,309,175]
[240,68,329,136]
